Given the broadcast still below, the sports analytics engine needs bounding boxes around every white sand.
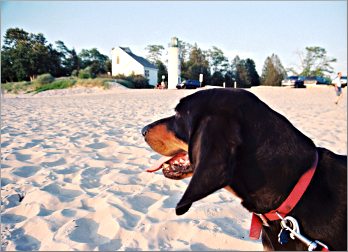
[1,86,346,251]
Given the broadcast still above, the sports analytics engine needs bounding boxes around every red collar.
[249,152,319,240]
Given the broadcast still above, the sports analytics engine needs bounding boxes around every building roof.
[120,47,158,69]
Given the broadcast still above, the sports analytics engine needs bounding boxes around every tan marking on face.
[145,124,188,156]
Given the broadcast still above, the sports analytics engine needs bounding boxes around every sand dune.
[1,86,346,250]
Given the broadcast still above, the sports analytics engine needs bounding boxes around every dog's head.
[142,88,317,215]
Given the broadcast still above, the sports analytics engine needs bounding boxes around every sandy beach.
[1,86,346,251]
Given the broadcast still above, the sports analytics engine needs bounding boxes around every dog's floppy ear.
[176,115,242,215]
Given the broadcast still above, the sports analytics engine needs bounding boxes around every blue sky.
[1,1,347,75]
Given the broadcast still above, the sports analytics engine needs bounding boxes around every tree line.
[1,28,111,83]
[146,41,336,88]
[145,43,261,88]
[2,27,337,87]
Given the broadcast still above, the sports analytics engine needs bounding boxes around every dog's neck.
[229,149,318,214]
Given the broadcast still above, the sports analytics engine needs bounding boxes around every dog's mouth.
[146,152,193,180]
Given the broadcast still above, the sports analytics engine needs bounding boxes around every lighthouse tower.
[168,37,181,89]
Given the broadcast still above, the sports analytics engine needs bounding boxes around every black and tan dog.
[141,88,347,251]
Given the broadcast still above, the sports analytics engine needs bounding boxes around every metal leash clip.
[276,212,329,251]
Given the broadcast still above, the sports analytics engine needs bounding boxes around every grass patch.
[35,78,77,93]
[1,81,32,94]
[75,78,111,89]
[2,77,113,94]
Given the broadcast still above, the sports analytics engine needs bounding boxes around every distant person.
[332,72,343,104]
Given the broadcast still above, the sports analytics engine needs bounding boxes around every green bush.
[71,69,78,77]
[113,74,127,79]
[78,67,95,79]
[128,74,150,88]
[78,70,91,79]
[36,73,55,85]
[35,79,76,93]
[113,74,152,89]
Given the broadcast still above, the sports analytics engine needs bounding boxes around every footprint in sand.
[1,140,11,148]
[61,209,76,217]
[80,168,102,190]
[190,243,214,250]
[53,166,79,175]
[86,142,108,149]
[41,183,82,202]
[37,206,54,217]
[8,228,41,251]
[127,195,157,214]
[23,139,43,149]
[69,218,109,244]
[41,158,66,168]
[1,214,27,224]
[2,194,23,209]
[12,166,40,178]
[1,164,11,169]
[13,152,32,162]
[1,178,14,187]
[98,239,122,251]
[210,217,243,237]
[109,203,140,230]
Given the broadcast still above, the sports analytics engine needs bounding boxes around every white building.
[111,47,158,86]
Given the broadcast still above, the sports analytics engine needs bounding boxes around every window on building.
[145,70,149,78]
[117,56,120,64]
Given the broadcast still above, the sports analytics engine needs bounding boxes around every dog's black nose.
[141,125,149,137]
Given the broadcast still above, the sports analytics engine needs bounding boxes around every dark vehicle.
[176,79,201,89]
[304,76,330,86]
[281,76,306,88]
[281,76,299,86]
[294,76,306,88]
